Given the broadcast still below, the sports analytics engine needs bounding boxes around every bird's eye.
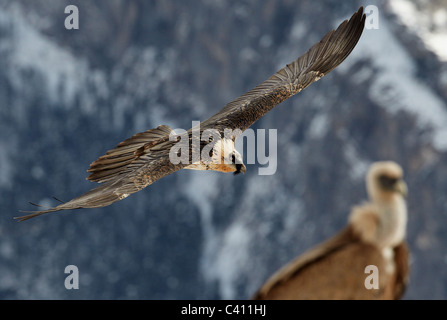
[378,175,398,189]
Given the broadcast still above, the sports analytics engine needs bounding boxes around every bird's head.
[366,161,407,203]
[350,161,408,248]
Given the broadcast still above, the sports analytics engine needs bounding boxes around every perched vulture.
[17,8,365,221]
[253,161,409,300]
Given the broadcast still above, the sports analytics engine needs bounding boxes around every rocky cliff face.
[0,0,446,299]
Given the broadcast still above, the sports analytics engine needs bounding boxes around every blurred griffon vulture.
[253,161,409,300]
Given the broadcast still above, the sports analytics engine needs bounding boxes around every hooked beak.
[395,180,408,198]
[234,163,246,175]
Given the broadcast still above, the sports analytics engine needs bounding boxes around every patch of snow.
[187,173,270,299]
[212,222,251,299]
[0,4,89,106]
[389,0,447,62]
[259,35,273,48]
[308,112,329,140]
[0,140,14,189]
[30,165,45,180]
[197,172,304,299]
[343,142,370,181]
[290,21,307,41]
[181,172,221,288]
[338,14,447,151]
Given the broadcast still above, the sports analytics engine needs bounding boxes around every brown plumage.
[253,161,409,300]
[16,8,366,221]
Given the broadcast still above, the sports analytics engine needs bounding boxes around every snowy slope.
[0,0,447,300]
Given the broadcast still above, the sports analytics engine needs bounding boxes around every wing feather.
[392,242,410,299]
[253,226,357,299]
[15,125,183,221]
[201,7,365,134]
[87,124,174,183]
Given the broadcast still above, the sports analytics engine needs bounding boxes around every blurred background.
[1,0,447,299]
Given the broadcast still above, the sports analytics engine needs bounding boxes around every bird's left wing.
[392,242,410,299]
[252,226,356,299]
[201,7,365,136]
[16,125,185,221]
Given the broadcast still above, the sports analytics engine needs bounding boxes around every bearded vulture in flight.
[253,161,409,300]
[16,8,366,221]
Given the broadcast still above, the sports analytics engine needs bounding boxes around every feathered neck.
[348,194,407,248]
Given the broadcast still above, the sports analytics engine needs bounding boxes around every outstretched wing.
[201,7,365,135]
[15,125,184,221]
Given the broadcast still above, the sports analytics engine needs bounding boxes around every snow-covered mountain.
[1,0,447,299]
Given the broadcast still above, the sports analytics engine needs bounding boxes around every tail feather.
[15,179,137,222]
[15,207,63,222]
[17,125,176,221]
